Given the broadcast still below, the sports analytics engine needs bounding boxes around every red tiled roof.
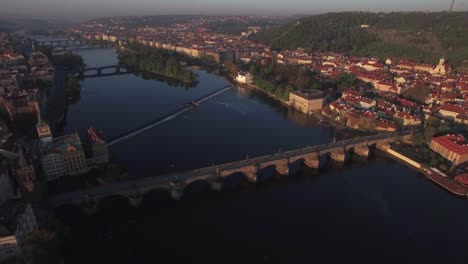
[432,135,468,155]
[440,104,467,115]
[455,173,468,186]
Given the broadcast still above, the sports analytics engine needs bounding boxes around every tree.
[424,126,438,141]
[118,44,196,83]
[402,84,431,104]
[224,61,240,76]
[335,73,357,93]
[438,124,451,134]
[410,131,426,146]
[426,116,440,127]
[52,52,83,70]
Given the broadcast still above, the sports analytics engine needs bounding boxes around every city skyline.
[2,0,467,20]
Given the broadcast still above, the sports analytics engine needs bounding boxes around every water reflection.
[137,71,199,88]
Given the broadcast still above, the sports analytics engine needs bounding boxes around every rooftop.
[42,133,83,156]
[290,90,324,100]
[432,134,468,156]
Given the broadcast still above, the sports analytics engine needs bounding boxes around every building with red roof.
[439,104,467,119]
[454,173,468,187]
[393,111,422,126]
[375,119,398,132]
[430,134,468,165]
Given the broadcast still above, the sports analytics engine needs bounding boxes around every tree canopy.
[118,44,197,83]
[402,84,431,104]
[252,12,468,68]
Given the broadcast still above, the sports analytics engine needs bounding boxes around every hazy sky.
[2,0,467,20]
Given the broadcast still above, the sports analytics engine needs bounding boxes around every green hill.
[252,12,468,69]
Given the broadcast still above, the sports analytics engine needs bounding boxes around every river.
[59,48,334,176]
[50,48,468,263]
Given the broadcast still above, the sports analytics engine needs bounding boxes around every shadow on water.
[236,86,324,128]
[131,70,199,89]
[54,156,468,264]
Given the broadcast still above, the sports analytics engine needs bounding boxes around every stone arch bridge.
[50,131,412,210]
[78,65,129,78]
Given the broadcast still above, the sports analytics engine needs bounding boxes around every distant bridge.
[79,65,130,78]
[31,39,111,52]
[49,131,412,209]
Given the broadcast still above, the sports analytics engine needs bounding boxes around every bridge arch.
[48,131,412,208]
[222,172,247,189]
[100,66,121,74]
[256,165,277,183]
[83,69,99,77]
[288,158,304,175]
[141,187,172,207]
[183,179,212,197]
[55,203,84,221]
[81,65,129,78]
[221,164,258,183]
[96,194,132,216]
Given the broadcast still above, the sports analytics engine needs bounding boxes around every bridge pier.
[274,159,290,175]
[48,132,412,208]
[276,165,289,175]
[128,195,143,208]
[169,182,184,200]
[304,153,321,169]
[331,150,347,163]
[354,145,371,158]
[170,188,183,200]
[81,194,97,216]
[245,172,258,183]
[210,180,224,192]
[82,204,97,216]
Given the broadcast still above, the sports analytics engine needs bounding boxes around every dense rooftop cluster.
[72,17,468,133]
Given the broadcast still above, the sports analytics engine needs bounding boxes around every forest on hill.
[252,12,468,69]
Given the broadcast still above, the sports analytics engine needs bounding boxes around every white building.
[235,72,253,85]
[42,153,66,181]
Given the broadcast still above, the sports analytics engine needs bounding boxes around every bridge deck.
[50,131,411,206]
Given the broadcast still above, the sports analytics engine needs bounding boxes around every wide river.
[52,48,468,263]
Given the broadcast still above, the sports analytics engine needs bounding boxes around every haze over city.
[2,0,468,20]
[2,0,468,262]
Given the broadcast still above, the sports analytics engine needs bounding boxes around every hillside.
[252,12,468,69]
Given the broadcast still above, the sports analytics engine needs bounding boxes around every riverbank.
[142,70,198,86]
[384,145,468,198]
[226,74,291,107]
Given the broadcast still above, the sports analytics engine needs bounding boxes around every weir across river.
[107,85,233,146]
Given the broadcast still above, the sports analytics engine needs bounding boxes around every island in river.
[117,44,198,84]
